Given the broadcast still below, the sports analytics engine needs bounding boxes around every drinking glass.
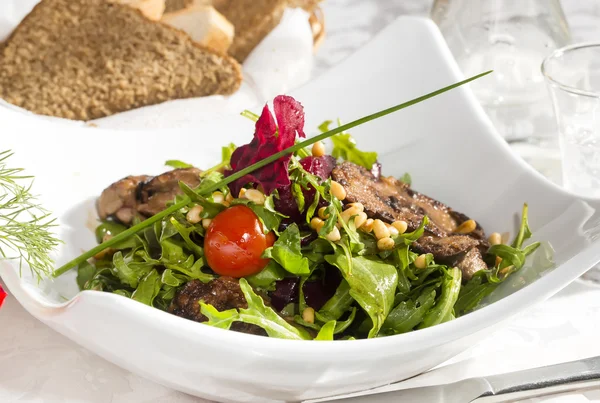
[431,0,571,145]
[542,43,600,284]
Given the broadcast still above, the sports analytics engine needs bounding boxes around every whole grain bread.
[215,0,287,62]
[0,0,242,121]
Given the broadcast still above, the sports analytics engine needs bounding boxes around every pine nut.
[414,254,427,269]
[372,219,390,240]
[354,212,368,229]
[202,218,212,229]
[326,227,341,242]
[346,202,364,213]
[456,219,476,234]
[212,191,225,204]
[225,192,234,203]
[311,141,326,157]
[238,188,247,198]
[361,218,374,233]
[302,307,315,324]
[501,232,510,244]
[488,232,502,246]
[387,224,399,236]
[377,237,395,251]
[310,217,324,231]
[186,205,204,224]
[318,207,329,219]
[392,220,408,234]
[330,181,346,201]
[341,205,361,223]
[495,256,503,266]
[245,189,266,205]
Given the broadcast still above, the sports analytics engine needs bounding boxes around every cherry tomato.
[204,205,275,277]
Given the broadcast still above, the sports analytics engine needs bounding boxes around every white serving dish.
[2,16,600,403]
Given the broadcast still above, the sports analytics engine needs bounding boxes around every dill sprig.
[0,150,61,281]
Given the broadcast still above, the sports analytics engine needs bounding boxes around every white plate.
[2,16,600,403]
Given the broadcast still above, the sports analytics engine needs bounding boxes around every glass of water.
[542,43,600,284]
[431,0,571,146]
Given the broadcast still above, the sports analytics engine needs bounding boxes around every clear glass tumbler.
[542,43,600,284]
[431,0,571,145]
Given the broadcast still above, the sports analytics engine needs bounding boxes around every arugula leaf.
[315,321,336,340]
[200,303,239,329]
[331,133,378,170]
[382,287,436,334]
[165,258,214,283]
[394,216,429,245]
[332,307,357,334]
[131,269,162,306]
[325,243,397,338]
[318,120,378,170]
[511,203,532,249]
[400,172,412,186]
[165,160,193,169]
[169,217,203,257]
[246,261,287,291]
[455,272,497,316]
[237,278,311,340]
[315,280,354,322]
[419,267,461,329]
[222,143,237,163]
[161,269,188,287]
[179,182,226,218]
[264,223,310,275]
[111,251,154,288]
[160,238,189,264]
[76,260,96,290]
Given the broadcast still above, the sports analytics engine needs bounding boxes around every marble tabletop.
[3,1,600,403]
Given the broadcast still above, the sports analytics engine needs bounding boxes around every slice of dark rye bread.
[0,0,242,121]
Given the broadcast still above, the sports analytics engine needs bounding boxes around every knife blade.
[322,355,600,403]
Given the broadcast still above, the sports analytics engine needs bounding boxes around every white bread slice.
[162,4,234,53]
[111,0,166,21]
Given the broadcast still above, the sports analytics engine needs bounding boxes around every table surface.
[3,1,600,402]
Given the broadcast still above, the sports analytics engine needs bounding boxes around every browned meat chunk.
[97,168,202,225]
[331,162,489,280]
[138,168,202,217]
[97,175,151,224]
[168,277,266,336]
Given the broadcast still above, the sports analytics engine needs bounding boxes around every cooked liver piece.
[168,277,266,336]
[97,175,151,224]
[137,168,202,217]
[331,161,489,280]
[97,168,202,225]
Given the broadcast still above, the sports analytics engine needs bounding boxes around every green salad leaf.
[201,278,311,340]
[318,120,378,170]
[165,160,193,169]
[315,320,336,340]
[264,223,310,275]
[315,279,354,322]
[382,286,436,334]
[325,243,397,338]
[131,269,162,306]
[246,261,287,291]
[419,267,461,329]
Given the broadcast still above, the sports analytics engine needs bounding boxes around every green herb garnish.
[0,150,61,280]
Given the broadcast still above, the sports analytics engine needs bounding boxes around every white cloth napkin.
[0,2,314,130]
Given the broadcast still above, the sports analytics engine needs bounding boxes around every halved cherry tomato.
[204,205,275,277]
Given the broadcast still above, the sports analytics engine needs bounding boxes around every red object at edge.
[0,284,7,308]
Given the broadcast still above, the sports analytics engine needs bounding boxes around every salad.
[73,95,540,341]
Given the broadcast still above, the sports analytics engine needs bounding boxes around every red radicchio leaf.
[226,95,306,196]
[0,284,7,308]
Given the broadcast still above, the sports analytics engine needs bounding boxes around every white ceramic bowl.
[3,16,600,403]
